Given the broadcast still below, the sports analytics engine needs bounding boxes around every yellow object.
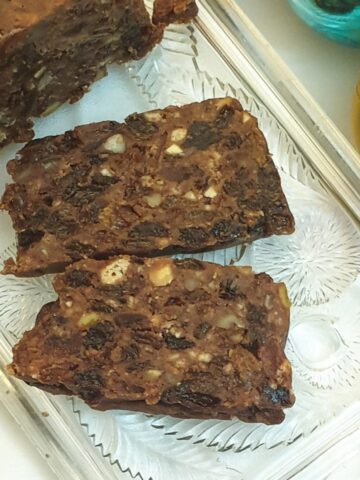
[352,80,360,152]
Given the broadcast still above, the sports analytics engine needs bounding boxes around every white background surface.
[0,1,359,479]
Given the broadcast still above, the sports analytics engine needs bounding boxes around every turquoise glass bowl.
[288,0,360,46]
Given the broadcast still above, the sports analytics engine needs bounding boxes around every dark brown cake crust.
[0,0,198,148]
[1,98,294,277]
[9,256,294,424]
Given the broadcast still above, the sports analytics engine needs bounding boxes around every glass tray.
[0,1,359,479]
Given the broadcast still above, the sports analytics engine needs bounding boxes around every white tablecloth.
[0,1,359,478]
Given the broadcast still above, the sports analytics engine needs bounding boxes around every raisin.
[219,278,245,299]
[81,202,103,224]
[223,180,241,196]
[43,211,77,238]
[91,174,118,186]
[73,369,103,401]
[88,154,104,165]
[18,229,44,248]
[91,300,114,313]
[179,227,209,245]
[65,241,96,260]
[42,196,53,207]
[126,361,150,373]
[53,315,67,326]
[132,330,162,349]
[258,167,279,189]
[223,132,243,149]
[83,322,113,350]
[193,322,211,339]
[174,258,205,271]
[247,304,266,323]
[100,284,126,301]
[262,385,290,406]
[162,382,219,407]
[115,313,148,327]
[163,333,195,350]
[130,222,168,238]
[247,214,266,237]
[64,185,104,206]
[74,370,102,387]
[65,269,93,287]
[215,105,234,128]
[212,220,243,241]
[126,113,159,137]
[223,168,247,196]
[120,344,139,361]
[164,297,184,307]
[183,122,219,150]
[242,339,261,359]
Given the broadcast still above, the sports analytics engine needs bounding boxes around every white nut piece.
[184,278,200,292]
[100,257,130,284]
[204,186,218,198]
[144,369,163,380]
[223,363,233,374]
[141,175,153,187]
[144,111,162,122]
[100,168,113,177]
[145,193,162,208]
[169,327,183,338]
[198,353,213,363]
[230,333,244,343]
[148,261,174,287]
[170,128,187,142]
[103,134,126,153]
[216,314,245,330]
[78,312,99,328]
[242,112,251,123]
[156,238,170,249]
[184,191,197,201]
[166,144,183,155]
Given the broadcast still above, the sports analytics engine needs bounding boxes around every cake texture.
[1,97,294,277]
[9,256,294,424]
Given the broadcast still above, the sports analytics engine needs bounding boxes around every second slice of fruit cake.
[1,98,294,276]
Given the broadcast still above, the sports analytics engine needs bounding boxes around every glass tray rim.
[1,2,360,479]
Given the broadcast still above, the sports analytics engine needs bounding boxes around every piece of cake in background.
[153,0,198,24]
[0,98,294,277]
[288,0,360,46]
[0,0,198,148]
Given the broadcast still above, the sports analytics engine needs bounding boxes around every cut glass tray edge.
[0,1,359,479]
